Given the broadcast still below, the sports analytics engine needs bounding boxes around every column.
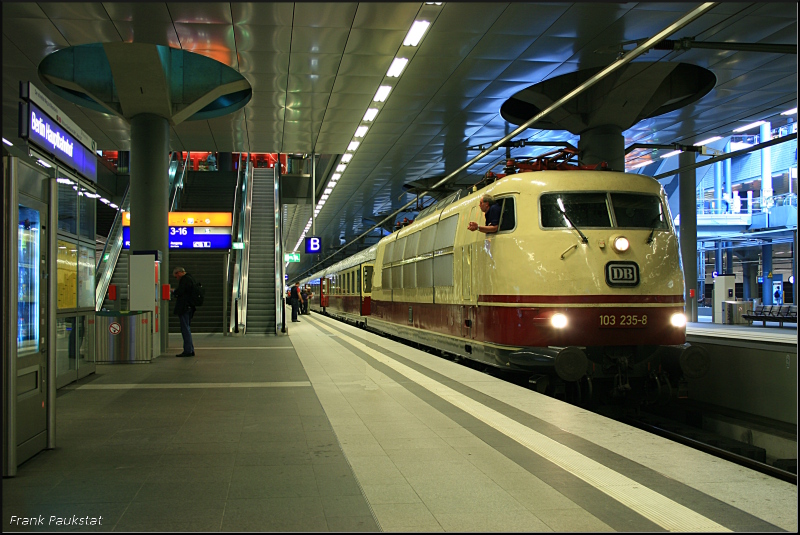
[218,152,233,171]
[714,160,723,213]
[129,114,170,351]
[679,151,698,321]
[760,122,772,207]
[578,125,624,171]
[762,242,773,305]
[725,241,733,274]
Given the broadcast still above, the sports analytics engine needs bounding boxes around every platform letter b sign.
[305,236,321,254]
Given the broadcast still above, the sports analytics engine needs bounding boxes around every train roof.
[301,244,378,283]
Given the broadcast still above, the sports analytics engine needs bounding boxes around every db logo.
[605,262,639,287]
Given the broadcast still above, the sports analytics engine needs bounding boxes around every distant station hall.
[2,2,798,533]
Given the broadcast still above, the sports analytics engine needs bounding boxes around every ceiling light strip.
[297,2,716,279]
[293,3,444,254]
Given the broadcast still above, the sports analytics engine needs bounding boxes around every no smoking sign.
[108,322,121,335]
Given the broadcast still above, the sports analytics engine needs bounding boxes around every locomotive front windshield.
[541,192,668,229]
[609,193,669,229]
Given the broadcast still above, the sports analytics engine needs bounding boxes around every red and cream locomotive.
[302,157,708,401]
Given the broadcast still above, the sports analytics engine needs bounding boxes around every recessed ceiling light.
[341,154,352,163]
[694,136,722,146]
[387,57,409,78]
[355,126,368,138]
[363,109,379,121]
[336,164,346,173]
[404,20,430,47]
[733,121,767,133]
[373,86,392,102]
[781,107,797,116]
[331,173,341,181]
[660,150,683,159]
[348,141,360,151]
[2,138,12,146]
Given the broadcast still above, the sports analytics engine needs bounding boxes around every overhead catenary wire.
[294,2,719,281]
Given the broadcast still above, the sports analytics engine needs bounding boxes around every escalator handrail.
[169,152,190,211]
[227,153,246,332]
[96,151,176,310]
[239,161,255,333]
[94,182,131,309]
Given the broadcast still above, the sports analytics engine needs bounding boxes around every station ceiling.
[2,2,797,278]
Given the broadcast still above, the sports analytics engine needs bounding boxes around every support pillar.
[714,160,723,214]
[715,241,723,274]
[679,151,698,322]
[794,230,798,305]
[725,241,733,275]
[760,122,773,206]
[130,114,170,354]
[218,152,233,171]
[762,242,773,305]
[578,125,625,171]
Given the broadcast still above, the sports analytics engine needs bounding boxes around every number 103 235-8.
[599,314,647,328]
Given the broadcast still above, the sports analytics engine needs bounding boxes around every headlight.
[670,313,687,327]
[612,236,629,252]
[551,313,568,328]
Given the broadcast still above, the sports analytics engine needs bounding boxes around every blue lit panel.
[123,227,232,250]
[18,205,41,355]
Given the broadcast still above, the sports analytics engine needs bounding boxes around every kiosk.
[129,250,163,358]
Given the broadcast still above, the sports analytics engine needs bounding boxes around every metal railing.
[95,152,188,310]
[169,152,190,211]
[95,183,130,310]
[226,153,247,332]
[229,158,253,333]
[238,161,255,333]
[696,192,798,215]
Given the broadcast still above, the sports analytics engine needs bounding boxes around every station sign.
[19,101,97,182]
[122,211,232,250]
[285,253,300,262]
[305,236,321,254]
[20,82,96,152]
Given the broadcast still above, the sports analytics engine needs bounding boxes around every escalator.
[242,167,282,334]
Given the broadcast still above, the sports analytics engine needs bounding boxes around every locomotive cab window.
[540,193,612,228]
[497,197,516,232]
[610,193,669,229]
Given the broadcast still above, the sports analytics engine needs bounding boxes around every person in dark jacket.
[172,267,196,357]
[289,282,303,322]
[300,286,310,315]
[468,194,500,234]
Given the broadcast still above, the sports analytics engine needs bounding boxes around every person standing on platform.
[300,285,309,315]
[290,282,303,322]
[468,194,501,234]
[172,267,197,357]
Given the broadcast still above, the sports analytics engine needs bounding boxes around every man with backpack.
[172,266,199,357]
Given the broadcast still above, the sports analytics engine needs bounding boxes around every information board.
[123,226,232,250]
[122,212,233,250]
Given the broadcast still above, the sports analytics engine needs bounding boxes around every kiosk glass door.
[17,201,47,460]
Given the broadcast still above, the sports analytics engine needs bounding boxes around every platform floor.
[3,310,797,532]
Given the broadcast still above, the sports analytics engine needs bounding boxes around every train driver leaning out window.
[468,194,500,234]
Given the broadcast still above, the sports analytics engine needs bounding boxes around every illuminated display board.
[305,236,321,254]
[122,212,232,250]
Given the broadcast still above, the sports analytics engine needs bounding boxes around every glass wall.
[57,239,77,309]
[55,169,97,387]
